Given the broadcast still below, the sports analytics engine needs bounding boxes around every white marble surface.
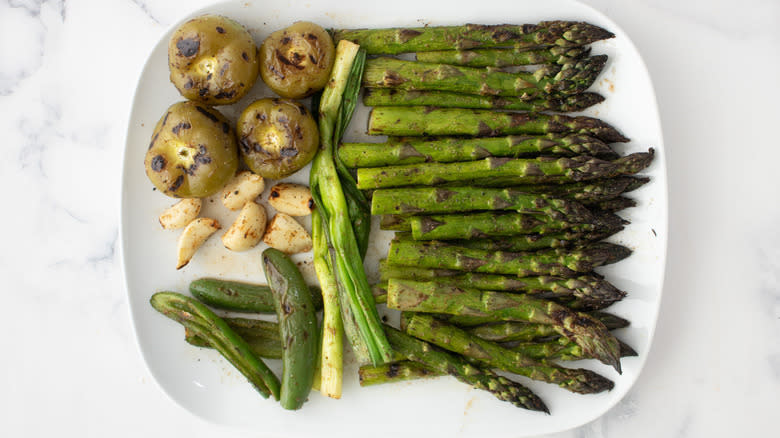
[0,0,778,436]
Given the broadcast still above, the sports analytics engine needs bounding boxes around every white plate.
[121,0,667,435]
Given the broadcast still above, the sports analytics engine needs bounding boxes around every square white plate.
[121,0,667,435]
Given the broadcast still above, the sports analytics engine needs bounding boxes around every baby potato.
[222,171,265,211]
[263,213,312,254]
[159,198,202,229]
[259,21,335,99]
[237,98,319,179]
[144,101,238,198]
[222,201,267,252]
[268,183,313,216]
[168,14,259,105]
[176,217,221,269]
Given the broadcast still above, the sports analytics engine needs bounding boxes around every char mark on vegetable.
[170,175,184,192]
[176,37,200,57]
[477,121,495,136]
[194,145,211,165]
[195,106,219,123]
[276,49,306,70]
[383,70,405,86]
[280,147,299,157]
[398,29,422,42]
[171,121,191,135]
[151,155,166,172]
[214,90,236,100]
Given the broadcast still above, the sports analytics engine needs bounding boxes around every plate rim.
[119,0,669,434]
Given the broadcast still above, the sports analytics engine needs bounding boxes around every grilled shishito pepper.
[262,248,319,410]
[189,277,323,313]
[144,101,238,198]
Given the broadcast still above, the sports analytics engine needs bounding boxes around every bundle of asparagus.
[331,19,651,413]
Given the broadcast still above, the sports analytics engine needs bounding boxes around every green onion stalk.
[310,40,394,384]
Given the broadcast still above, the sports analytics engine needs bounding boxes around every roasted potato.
[268,183,313,216]
[259,21,335,99]
[168,14,259,105]
[144,101,238,198]
[263,213,312,254]
[237,98,318,179]
[222,201,267,251]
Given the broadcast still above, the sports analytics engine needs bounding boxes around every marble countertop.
[1,0,777,436]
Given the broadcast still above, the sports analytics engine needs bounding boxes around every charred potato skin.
[168,14,259,105]
[237,98,319,179]
[145,101,239,198]
[259,21,335,99]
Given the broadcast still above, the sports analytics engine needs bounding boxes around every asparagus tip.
[564,22,616,45]
[587,242,633,266]
[579,368,616,393]
[615,148,655,175]
[569,92,606,111]
[624,176,651,192]
[619,340,639,357]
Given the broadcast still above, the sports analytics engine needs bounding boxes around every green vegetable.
[189,278,322,313]
[404,211,619,241]
[358,338,637,386]
[387,239,632,277]
[380,209,626,236]
[185,318,282,359]
[150,292,280,400]
[387,279,623,372]
[311,208,346,398]
[331,21,614,54]
[358,360,437,386]
[370,187,593,221]
[262,248,319,410]
[509,177,650,201]
[415,46,591,67]
[393,228,621,252]
[363,88,605,112]
[309,40,393,365]
[443,310,631,330]
[367,106,630,142]
[339,134,616,168]
[383,325,548,412]
[405,313,614,393]
[362,56,607,98]
[507,338,638,361]
[356,152,654,189]
[379,261,626,304]
[588,196,638,212]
